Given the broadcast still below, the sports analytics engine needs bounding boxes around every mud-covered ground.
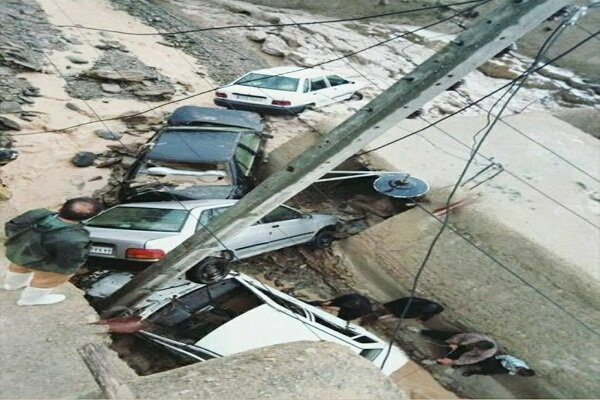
[1,0,598,398]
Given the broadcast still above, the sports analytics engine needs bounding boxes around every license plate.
[236,95,266,103]
[90,246,114,255]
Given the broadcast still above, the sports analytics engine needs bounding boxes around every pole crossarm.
[102,0,572,316]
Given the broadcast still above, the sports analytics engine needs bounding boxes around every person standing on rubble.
[1,197,103,305]
[415,329,498,366]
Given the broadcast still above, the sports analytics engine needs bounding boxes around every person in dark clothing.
[418,330,498,366]
[462,354,536,377]
[381,297,444,320]
[308,294,373,321]
[2,197,103,305]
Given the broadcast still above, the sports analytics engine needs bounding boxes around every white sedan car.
[214,66,365,114]
[84,200,337,282]
[86,272,409,375]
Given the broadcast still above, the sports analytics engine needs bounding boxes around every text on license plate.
[236,95,266,103]
[91,246,113,255]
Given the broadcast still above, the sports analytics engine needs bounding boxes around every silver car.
[85,200,337,280]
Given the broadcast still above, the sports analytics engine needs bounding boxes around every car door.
[306,76,332,107]
[195,206,271,259]
[325,75,355,101]
[256,206,316,253]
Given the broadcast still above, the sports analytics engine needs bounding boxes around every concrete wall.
[337,201,600,398]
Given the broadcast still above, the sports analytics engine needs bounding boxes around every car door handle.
[271,224,280,228]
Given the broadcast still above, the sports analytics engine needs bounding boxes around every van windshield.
[236,73,299,92]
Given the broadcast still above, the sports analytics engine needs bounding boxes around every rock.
[96,157,122,168]
[64,36,83,45]
[0,116,22,131]
[132,86,174,98]
[0,182,11,201]
[88,176,103,182]
[261,35,289,57]
[21,87,41,97]
[94,128,122,141]
[66,102,82,112]
[246,31,267,42]
[0,101,22,113]
[118,112,164,125]
[0,148,18,166]
[101,83,122,94]
[66,55,88,64]
[478,60,521,80]
[19,96,35,104]
[84,68,146,83]
[71,151,96,167]
[121,156,137,167]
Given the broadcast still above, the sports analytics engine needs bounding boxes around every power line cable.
[0,0,486,36]
[380,23,596,370]
[12,2,490,137]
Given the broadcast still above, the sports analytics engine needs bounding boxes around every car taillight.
[272,100,291,106]
[215,91,228,98]
[126,248,166,260]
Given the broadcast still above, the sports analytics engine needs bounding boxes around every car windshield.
[146,279,263,344]
[87,207,188,232]
[235,73,299,92]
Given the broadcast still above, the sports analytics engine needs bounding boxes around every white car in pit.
[87,272,409,375]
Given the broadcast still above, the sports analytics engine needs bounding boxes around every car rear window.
[235,73,299,92]
[87,207,188,232]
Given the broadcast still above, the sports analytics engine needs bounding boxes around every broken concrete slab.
[129,341,406,399]
[66,55,89,64]
[0,101,21,113]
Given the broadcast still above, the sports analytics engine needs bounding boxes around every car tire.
[311,228,335,249]
[350,91,363,101]
[186,257,231,284]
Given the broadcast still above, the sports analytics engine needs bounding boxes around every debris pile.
[67,50,176,100]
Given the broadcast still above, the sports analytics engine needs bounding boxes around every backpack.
[4,209,77,265]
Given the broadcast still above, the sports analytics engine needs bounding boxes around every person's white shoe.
[17,287,66,306]
[2,271,33,290]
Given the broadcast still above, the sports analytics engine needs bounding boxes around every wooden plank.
[78,343,136,399]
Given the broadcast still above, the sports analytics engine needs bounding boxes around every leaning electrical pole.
[103,0,572,316]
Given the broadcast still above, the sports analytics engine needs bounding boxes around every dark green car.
[120,106,266,203]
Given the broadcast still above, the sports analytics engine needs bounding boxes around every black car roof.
[167,106,262,131]
[148,131,240,163]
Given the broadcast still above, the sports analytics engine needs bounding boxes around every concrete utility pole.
[103,0,571,315]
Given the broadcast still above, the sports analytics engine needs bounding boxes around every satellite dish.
[373,174,430,198]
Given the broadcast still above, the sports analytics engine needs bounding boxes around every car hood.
[195,304,320,355]
[85,226,181,243]
[123,185,238,202]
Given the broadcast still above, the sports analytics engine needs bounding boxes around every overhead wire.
[380,20,598,371]
[0,0,486,36]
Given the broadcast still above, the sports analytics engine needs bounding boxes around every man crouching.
[2,197,103,305]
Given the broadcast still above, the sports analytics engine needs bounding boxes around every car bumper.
[86,256,152,271]
[214,98,305,115]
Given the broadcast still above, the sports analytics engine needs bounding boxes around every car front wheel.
[186,257,231,284]
[311,229,335,249]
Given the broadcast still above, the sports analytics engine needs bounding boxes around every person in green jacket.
[2,197,103,305]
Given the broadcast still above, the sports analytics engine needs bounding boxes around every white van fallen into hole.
[86,271,408,375]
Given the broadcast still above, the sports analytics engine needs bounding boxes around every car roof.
[148,130,241,163]
[248,66,336,80]
[116,199,238,210]
[168,106,262,131]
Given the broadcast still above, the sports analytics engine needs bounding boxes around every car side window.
[196,206,230,231]
[310,78,327,91]
[303,79,310,93]
[326,75,349,87]
[261,206,302,223]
